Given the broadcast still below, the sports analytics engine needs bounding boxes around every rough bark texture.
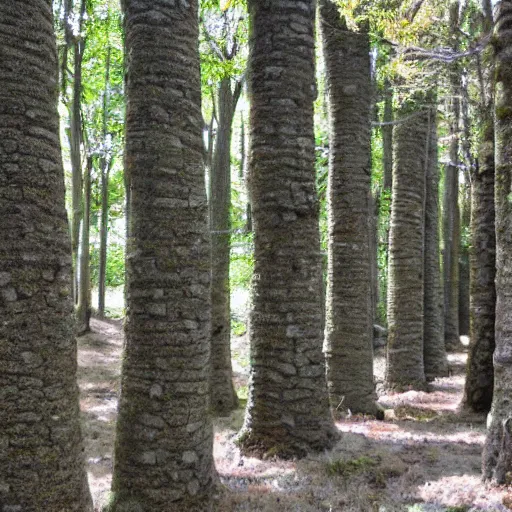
[110,1,215,509]
[0,2,93,510]
[482,0,512,482]
[462,0,496,415]
[385,102,428,390]
[210,77,239,415]
[443,0,462,352]
[319,0,379,416]
[423,106,448,380]
[238,0,337,458]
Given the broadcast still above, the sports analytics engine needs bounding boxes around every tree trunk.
[443,0,462,351]
[76,156,92,334]
[98,45,111,318]
[386,100,428,390]
[462,0,496,415]
[210,77,239,415]
[483,0,512,482]
[238,0,337,458]
[0,2,93,509]
[423,105,448,380]
[319,0,379,416]
[463,114,495,412]
[458,182,471,336]
[382,79,393,191]
[69,0,86,303]
[110,1,215,509]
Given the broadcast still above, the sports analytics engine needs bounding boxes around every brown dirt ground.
[78,319,511,511]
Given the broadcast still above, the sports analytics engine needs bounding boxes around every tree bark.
[238,0,337,458]
[68,0,86,304]
[319,0,379,416]
[382,79,393,191]
[458,181,471,336]
[76,156,92,334]
[110,1,215,509]
[98,45,111,318]
[386,100,429,390]
[483,0,512,482]
[0,1,93,509]
[462,0,496,414]
[210,77,240,415]
[423,105,448,380]
[443,0,462,351]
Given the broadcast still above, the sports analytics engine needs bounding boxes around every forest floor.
[78,318,511,512]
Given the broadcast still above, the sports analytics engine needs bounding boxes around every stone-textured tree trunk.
[319,0,379,416]
[386,101,428,390]
[0,2,93,510]
[238,0,337,458]
[423,105,448,380]
[110,1,214,509]
[443,0,462,351]
[483,0,512,482]
[210,77,240,415]
[462,0,496,414]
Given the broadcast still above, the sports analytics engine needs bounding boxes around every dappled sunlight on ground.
[77,320,510,511]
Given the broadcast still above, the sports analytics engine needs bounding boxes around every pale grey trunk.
[386,102,428,390]
[238,0,337,458]
[482,0,512,482]
[320,0,379,416]
[0,1,93,509]
[210,77,239,415]
[110,0,215,509]
[423,105,448,380]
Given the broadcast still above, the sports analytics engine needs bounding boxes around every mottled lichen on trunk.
[109,1,215,510]
[238,0,338,458]
[319,0,379,416]
[385,99,429,391]
[0,1,92,510]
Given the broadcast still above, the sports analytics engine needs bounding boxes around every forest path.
[78,319,510,511]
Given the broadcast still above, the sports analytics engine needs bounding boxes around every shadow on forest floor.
[77,319,510,512]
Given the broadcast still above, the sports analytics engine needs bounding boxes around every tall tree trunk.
[238,0,337,458]
[482,0,512,482]
[423,104,448,380]
[0,1,93,509]
[240,114,253,233]
[462,0,496,414]
[110,0,214,509]
[382,79,393,191]
[98,45,111,318]
[443,0,462,351]
[319,0,379,416]
[386,100,429,390]
[458,73,473,337]
[76,156,92,334]
[69,0,86,303]
[459,181,471,337]
[210,77,240,415]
